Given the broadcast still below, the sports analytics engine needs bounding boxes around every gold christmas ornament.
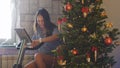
[67,23,73,28]
[101,11,107,17]
[90,4,94,8]
[58,60,66,66]
[102,34,109,39]
[87,57,90,62]
[105,22,113,28]
[90,33,97,39]
[89,5,94,12]
[86,53,91,62]
[82,0,84,4]
[83,12,87,18]
[89,8,92,12]
[81,26,87,32]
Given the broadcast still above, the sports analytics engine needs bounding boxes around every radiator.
[0,55,33,68]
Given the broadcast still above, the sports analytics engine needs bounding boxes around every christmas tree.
[55,0,120,68]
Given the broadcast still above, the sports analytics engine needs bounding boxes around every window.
[0,0,12,39]
[0,0,16,45]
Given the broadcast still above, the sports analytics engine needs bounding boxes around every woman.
[24,8,60,68]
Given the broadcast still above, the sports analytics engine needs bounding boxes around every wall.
[103,0,120,31]
[103,0,120,68]
[19,0,63,37]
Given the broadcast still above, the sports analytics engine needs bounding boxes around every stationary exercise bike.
[13,40,44,68]
[13,28,44,68]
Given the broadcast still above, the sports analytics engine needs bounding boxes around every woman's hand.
[31,40,40,48]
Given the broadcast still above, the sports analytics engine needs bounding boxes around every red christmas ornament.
[81,7,89,17]
[62,17,67,22]
[104,37,112,45]
[65,2,72,11]
[71,48,78,55]
[91,46,98,52]
[57,55,64,60]
[57,18,62,24]
[81,7,89,13]
[57,17,67,24]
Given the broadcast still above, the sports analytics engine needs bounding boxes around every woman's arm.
[31,34,59,47]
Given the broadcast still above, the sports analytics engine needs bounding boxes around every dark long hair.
[33,8,57,36]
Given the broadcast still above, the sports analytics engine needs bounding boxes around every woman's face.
[37,15,45,29]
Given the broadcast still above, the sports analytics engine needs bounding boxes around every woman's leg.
[34,53,46,68]
[34,53,57,68]
[24,60,37,68]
